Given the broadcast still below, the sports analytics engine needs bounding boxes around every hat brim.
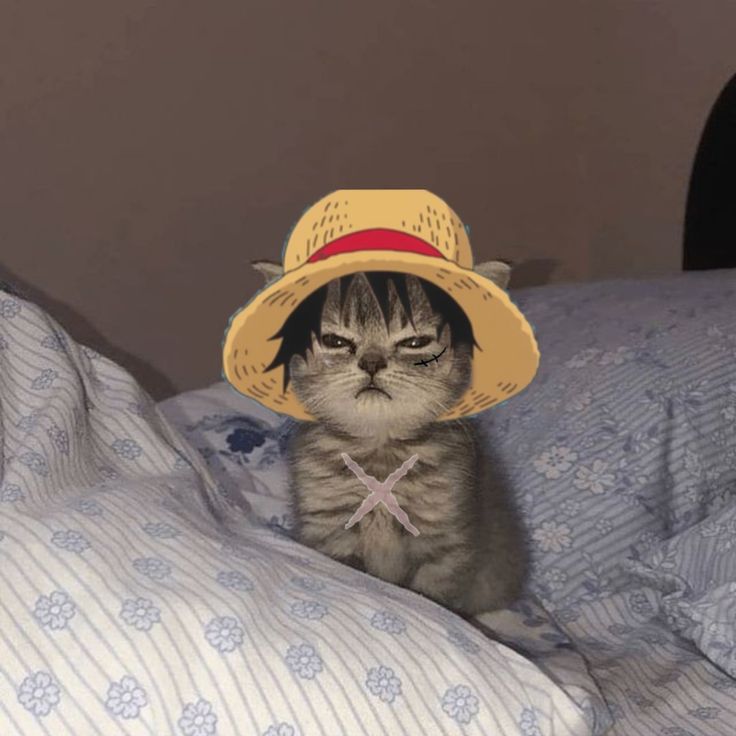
[222,251,539,421]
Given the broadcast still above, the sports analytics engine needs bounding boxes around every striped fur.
[286,273,528,614]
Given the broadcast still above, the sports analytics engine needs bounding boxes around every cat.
[257,262,529,616]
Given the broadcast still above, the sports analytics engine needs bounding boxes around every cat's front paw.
[459,561,525,615]
[410,561,465,609]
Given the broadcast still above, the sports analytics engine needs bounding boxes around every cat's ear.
[473,260,513,290]
[251,260,284,286]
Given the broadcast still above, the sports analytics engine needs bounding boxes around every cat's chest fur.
[286,420,480,583]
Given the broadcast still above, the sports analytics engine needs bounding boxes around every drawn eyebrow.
[414,346,447,366]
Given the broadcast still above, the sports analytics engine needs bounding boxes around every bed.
[1,268,735,735]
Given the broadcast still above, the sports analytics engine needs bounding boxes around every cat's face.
[289,274,473,439]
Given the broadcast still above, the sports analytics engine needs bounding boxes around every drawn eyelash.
[414,346,447,366]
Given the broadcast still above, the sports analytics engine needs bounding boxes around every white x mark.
[341,453,420,536]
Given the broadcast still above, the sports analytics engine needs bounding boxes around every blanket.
[0,290,606,735]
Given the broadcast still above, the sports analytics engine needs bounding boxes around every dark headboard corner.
[683,72,736,271]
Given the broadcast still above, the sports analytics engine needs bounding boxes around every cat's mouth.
[356,383,392,399]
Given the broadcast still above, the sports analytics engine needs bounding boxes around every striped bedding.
[159,269,736,736]
[0,292,601,734]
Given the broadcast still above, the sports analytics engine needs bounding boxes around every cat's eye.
[396,336,433,349]
[321,333,355,351]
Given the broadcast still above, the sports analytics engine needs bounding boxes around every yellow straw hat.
[222,190,539,421]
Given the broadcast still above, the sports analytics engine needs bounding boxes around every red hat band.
[306,228,446,264]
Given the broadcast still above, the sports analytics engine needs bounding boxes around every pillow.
[625,497,736,678]
[158,381,298,533]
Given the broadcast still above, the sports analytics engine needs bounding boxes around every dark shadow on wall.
[0,264,176,400]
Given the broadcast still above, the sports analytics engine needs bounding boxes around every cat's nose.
[358,351,387,377]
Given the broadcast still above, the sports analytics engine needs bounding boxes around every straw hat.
[222,190,539,421]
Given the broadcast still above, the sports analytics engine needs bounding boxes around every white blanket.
[0,290,602,735]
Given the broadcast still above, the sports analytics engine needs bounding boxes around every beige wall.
[1,1,735,398]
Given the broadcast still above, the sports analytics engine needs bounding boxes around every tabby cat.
[258,262,529,616]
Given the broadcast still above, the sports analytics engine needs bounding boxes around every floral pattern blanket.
[0,289,604,734]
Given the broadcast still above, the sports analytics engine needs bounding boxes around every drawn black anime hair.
[264,272,477,393]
